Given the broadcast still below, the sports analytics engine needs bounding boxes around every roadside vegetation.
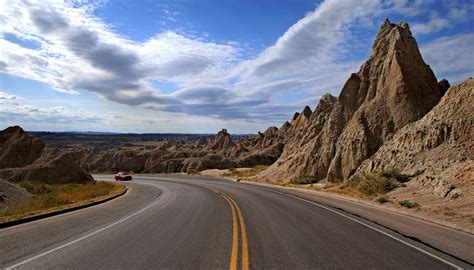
[376,196,390,204]
[290,175,318,185]
[0,181,125,223]
[337,168,409,197]
[222,165,269,180]
[187,168,200,175]
[399,200,420,209]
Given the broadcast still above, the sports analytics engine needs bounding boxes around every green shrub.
[291,175,318,185]
[19,181,54,195]
[345,172,397,196]
[381,168,410,183]
[399,200,420,209]
[0,207,8,217]
[345,168,411,197]
[376,196,389,204]
[187,168,199,175]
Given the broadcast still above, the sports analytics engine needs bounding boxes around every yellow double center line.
[209,187,249,270]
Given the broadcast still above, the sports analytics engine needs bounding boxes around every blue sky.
[0,0,473,133]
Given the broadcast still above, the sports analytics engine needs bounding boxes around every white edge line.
[255,185,463,270]
[6,182,167,270]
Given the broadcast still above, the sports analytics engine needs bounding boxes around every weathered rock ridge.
[0,126,93,184]
[259,19,442,182]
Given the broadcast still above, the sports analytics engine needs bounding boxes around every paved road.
[0,175,471,269]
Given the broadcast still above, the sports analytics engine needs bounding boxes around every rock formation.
[258,93,337,180]
[73,126,285,174]
[207,129,234,151]
[259,19,442,182]
[75,148,148,173]
[0,126,93,184]
[438,79,451,96]
[357,78,473,198]
[0,178,32,207]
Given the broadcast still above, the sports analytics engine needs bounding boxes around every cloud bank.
[0,0,473,130]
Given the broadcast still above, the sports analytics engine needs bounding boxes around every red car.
[115,171,132,181]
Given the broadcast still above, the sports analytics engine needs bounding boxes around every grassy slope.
[0,181,125,223]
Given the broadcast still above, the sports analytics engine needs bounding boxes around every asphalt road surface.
[1,175,472,269]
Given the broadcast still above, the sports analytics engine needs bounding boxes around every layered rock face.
[0,126,93,184]
[357,78,473,198]
[258,93,337,180]
[259,20,442,182]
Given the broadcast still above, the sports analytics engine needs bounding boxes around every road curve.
[0,175,471,269]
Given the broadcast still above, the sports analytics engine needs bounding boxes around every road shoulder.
[240,180,474,264]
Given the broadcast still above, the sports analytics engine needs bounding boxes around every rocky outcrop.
[258,93,337,180]
[259,19,441,182]
[207,129,234,151]
[0,178,32,207]
[438,79,451,96]
[357,79,473,198]
[0,126,93,184]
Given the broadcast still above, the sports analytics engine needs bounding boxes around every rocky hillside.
[357,78,473,198]
[0,126,93,184]
[258,19,442,182]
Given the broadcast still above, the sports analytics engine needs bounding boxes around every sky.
[0,0,473,134]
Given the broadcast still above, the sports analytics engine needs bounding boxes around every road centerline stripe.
[227,195,250,270]
[222,194,239,270]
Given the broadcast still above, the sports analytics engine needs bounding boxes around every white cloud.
[0,99,104,125]
[0,0,239,98]
[238,0,382,79]
[420,34,474,83]
[410,1,474,35]
[0,92,16,99]
[412,17,450,35]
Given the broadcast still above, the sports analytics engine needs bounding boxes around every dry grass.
[0,181,125,223]
[261,179,325,191]
[290,175,318,185]
[443,207,458,217]
[326,185,365,197]
[223,165,269,180]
